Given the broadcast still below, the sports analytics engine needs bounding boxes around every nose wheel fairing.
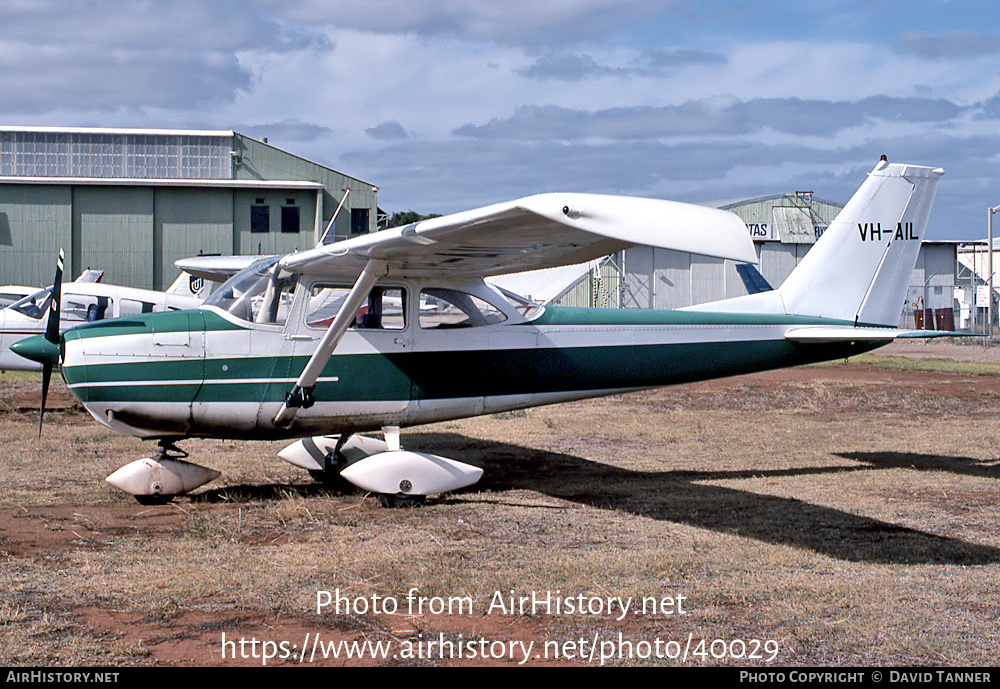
[105,442,220,501]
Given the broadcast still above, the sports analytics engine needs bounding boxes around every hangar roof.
[718,192,844,245]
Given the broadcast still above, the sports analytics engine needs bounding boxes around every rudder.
[776,160,943,326]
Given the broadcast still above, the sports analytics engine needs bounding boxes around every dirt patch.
[1,359,999,667]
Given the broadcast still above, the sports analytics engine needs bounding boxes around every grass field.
[0,354,998,666]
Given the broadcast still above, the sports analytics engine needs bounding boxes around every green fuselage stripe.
[63,338,878,405]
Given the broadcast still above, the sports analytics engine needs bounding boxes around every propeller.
[38,249,64,436]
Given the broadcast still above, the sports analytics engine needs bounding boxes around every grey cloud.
[517,48,727,81]
[343,132,997,240]
[640,48,727,69]
[516,54,633,81]
[894,30,1000,59]
[454,96,968,142]
[262,0,682,48]
[0,0,331,114]
[976,92,1000,120]
[343,137,834,212]
[366,121,410,140]
[0,0,330,53]
[0,47,254,113]
[239,120,331,142]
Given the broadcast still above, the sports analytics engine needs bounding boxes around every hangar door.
[73,186,154,288]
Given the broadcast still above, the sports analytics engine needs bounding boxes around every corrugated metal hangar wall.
[0,128,378,290]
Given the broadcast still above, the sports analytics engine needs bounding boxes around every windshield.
[203,257,297,325]
[8,287,53,320]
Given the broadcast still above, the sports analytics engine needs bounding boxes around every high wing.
[280,193,757,280]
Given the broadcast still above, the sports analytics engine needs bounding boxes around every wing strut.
[273,258,387,427]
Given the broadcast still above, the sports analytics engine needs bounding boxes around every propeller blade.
[39,363,51,438]
[38,248,64,436]
[45,249,64,344]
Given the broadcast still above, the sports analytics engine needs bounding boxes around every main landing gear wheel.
[377,493,426,508]
[307,468,356,493]
[134,493,174,506]
[277,435,484,507]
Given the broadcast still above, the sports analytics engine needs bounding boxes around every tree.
[385,210,442,229]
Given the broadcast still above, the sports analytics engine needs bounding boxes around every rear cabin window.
[63,294,112,322]
[418,288,507,329]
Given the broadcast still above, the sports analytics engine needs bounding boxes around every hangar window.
[281,206,300,233]
[251,205,269,233]
[351,208,369,235]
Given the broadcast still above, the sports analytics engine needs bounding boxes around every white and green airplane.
[13,159,948,505]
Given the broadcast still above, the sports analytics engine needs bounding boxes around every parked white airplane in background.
[0,268,107,309]
[0,271,203,371]
[13,159,949,506]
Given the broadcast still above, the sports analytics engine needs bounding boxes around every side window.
[62,294,112,323]
[306,285,406,330]
[419,288,507,329]
[120,298,155,316]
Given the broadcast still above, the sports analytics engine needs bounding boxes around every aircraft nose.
[10,334,59,367]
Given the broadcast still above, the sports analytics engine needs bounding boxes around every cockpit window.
[419,288,507,329]
[9,289,116,322]
[203,257,297,325]
[9,288,52,320]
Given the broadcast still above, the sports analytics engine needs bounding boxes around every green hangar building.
[0,127,378,290]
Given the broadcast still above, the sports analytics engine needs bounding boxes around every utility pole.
[989,206,1000,343]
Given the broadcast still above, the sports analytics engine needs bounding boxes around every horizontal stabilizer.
[174,254,273,283]
[735,263,774,294]
[785,326,963,342]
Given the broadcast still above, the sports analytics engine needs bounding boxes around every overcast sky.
[3,0,1000,239]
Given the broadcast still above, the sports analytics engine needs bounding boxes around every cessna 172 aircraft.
[13,159,947,505]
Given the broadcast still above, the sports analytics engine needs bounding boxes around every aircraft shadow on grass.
[193,433,1000,567]
[838,452,1000,480]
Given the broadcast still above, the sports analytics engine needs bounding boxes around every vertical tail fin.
[777,160,944,326]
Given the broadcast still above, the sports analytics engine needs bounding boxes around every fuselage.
[57,273,883,441]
